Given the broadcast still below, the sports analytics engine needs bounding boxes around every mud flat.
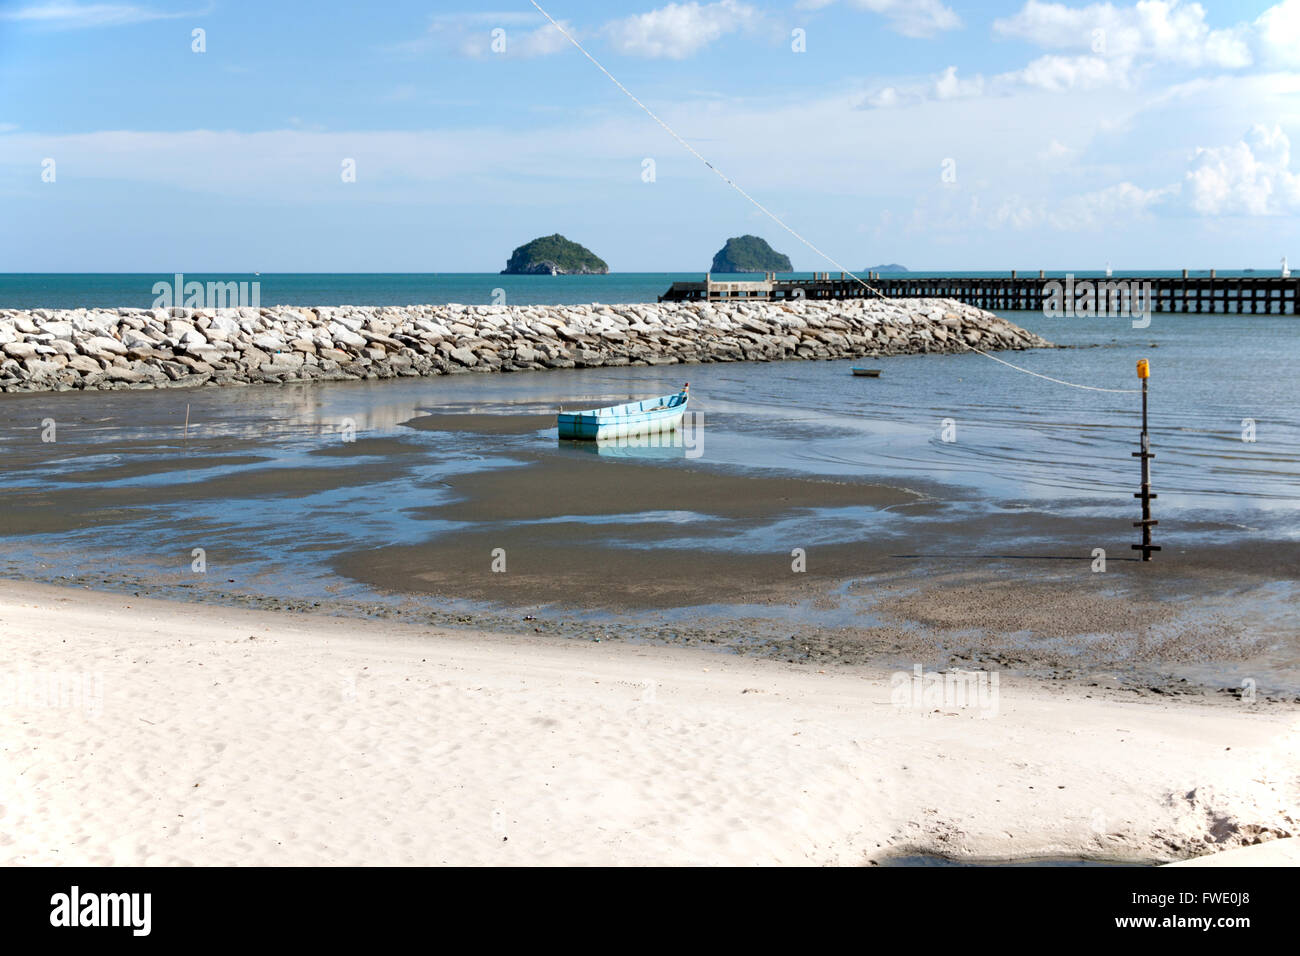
[1,579,1294,866]
[0,299,1050,392]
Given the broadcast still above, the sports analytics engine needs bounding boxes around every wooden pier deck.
[659,271,1299,314]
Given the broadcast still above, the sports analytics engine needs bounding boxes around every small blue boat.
[557,384,689,441]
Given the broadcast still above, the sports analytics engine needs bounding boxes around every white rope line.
[525,1,871,289]
[961,343,1138,393]
[528,0,1139,396]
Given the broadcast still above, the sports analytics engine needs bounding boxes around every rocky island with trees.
[709,236,793,273]
[501,234,609,275]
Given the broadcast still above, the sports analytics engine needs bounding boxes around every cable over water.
[527,0,1139,395]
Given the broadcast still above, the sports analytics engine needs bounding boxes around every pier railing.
[659,272,1299,314]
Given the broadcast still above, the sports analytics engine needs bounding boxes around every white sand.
[1,580,1296,866]
[1167,838,1300,866]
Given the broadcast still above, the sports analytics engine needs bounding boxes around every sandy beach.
[2,310,1297,869]
[2,578,1295,867]
[9,0,1300,915]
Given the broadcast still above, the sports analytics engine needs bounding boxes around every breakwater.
[0,299,1050,393]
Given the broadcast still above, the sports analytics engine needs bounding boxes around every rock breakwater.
[0,299,1050,393]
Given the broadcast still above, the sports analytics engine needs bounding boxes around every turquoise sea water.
[0,270,1278,310]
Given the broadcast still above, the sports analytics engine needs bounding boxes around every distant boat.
[557,385,689,441]
[851,367,882,377]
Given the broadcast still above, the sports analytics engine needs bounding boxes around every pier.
[660,271,1300,314]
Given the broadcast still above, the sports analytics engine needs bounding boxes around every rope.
[527,0,1139,396]
[961,343,1138,393]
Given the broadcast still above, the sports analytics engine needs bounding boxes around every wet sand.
[3,391,1298,696]
[407,447,929,521]
[406,410,556,435]
[319,437,1299,690]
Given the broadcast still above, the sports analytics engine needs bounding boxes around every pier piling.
[1131,359,1160,561]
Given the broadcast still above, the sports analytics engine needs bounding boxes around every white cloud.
[865,2,1300,110]
[4,80,1294,270]
[0,2,203,28]
[994,0,1252,68]
[1039,138,1075,160]
[477,23,569,58]
[603,1,761,59]
[986,182,1175,230]
[864,66,982,107]
[396,12,573,59]
[983,125,1300,226]
[457,20,571,59]
[865,87,901,108]
[1255,0,1300,68]
[797,0,961,39]
[1010,54,1132,92]
[1185,124,1300,215]
[1054,181,1177,226]
[932,65,984,99]
[863,55,1129,108]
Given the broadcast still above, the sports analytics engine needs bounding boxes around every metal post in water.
[1131,359,1159,561]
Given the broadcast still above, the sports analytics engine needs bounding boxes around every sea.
[1,271,1297,690]
[2,271,1297,534]
[0,270,1280,311]
[4,269,1297,513]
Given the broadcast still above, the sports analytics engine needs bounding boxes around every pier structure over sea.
[660,270,1300,314]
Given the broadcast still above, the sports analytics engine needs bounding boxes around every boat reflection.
[559,438,690,460]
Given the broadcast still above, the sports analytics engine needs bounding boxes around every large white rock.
[262,352,305,370]
[67,354,102,374]
[251,332,287,352]
[83,336,127,356]
[331,313,364,333]
[328,324,367,349]
[122,330,158,350]
[3,342,38,359]
[37,320,76,340]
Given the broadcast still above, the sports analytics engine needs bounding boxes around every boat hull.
[557,389,689,441]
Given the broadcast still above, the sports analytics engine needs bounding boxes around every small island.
[501,234,609,275]
[864,263,908,273]
[710,235,792,273]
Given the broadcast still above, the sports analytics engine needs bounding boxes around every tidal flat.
[2,319,1297,697]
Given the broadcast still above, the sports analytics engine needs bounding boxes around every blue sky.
[1,0,1298,271]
